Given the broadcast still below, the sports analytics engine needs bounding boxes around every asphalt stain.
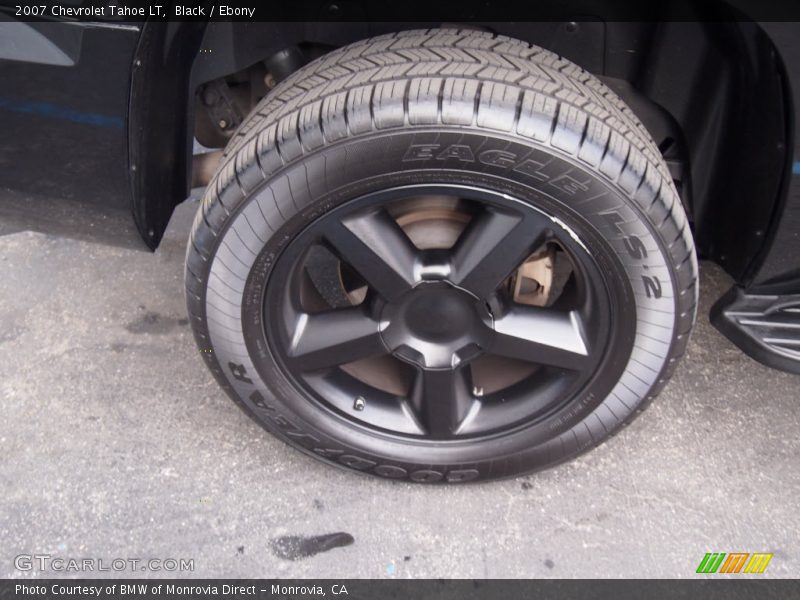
[237,546,244,555]
[404,555,411,562]
[521,481,533,490]
[544,558,555,569]
[125,311,189,335]
[313,499,324,511]
[270,532,354,561]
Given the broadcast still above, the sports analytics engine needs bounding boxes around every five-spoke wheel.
[266,186,612,440]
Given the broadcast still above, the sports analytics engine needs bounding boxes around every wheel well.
[138,14,788,284]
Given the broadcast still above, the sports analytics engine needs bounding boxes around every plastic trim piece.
[711,286,800,374]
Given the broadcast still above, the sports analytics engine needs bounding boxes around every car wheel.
[185,29,698,483]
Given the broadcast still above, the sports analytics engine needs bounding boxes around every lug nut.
[353,396,366,411]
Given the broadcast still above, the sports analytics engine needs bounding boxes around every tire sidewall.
[202,128,678,482]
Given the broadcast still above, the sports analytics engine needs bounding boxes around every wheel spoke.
[490,306,590,371]
[450,208,549,298]
[287,307,386,371]
[410,367,475,437]
[266,184,618,441]
[323,209,418,301]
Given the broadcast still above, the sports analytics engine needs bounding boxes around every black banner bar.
[1,580,799,600]
[5,0,800,23]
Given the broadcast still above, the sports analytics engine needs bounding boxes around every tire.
[185,29,698,483]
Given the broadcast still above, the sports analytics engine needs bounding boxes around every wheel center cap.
[405,287,473,341]
[380,282,493,368]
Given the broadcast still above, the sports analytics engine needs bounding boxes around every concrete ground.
[0,201,798,579]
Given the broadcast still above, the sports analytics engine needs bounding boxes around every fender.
[129,22,206,249]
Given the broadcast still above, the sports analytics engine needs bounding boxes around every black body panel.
[745,22,800,291]
[709,22,800,374]
[0,19,144,247]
